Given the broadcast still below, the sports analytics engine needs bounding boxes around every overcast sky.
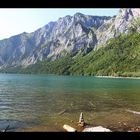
[0,8,119,40]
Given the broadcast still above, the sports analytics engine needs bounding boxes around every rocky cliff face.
[96,8,140,47]
[0,8,140,68]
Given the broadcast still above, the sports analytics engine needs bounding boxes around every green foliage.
[1,32,140,77]
[21,54,74,75]
[69,32,140,77]
[62,32,139,77]
[129,18,140,33]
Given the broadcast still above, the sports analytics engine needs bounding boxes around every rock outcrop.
[82,126,111,132]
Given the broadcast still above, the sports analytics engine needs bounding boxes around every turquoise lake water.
[0,74,140,131]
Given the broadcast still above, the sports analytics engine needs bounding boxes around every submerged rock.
[0,119,35,132]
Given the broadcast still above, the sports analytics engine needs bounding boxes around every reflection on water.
[0,74,140,131]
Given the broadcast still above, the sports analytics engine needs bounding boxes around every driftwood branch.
[63,124,77,132]
[58,109,67,115]
[126,109,140,115]
[0,124,10,132]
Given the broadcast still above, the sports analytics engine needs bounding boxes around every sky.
[0,8,119,40]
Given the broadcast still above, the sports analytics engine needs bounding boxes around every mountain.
[0,8,140,77]
[3,31,140,77]
[0,13,111,68]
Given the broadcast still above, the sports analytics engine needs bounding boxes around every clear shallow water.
[0,74,140,131]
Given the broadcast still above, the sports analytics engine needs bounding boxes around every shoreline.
[20,123,140,132]
[94,75,140,79]
[0,73,140,79]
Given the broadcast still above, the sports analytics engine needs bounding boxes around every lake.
[0,74,140,131]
